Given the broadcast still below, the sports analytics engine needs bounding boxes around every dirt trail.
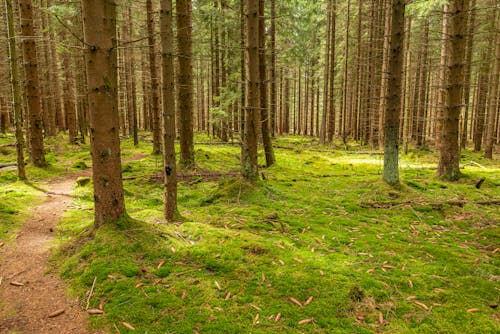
[0,170,97,334]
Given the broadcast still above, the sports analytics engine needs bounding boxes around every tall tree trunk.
[270,0,277,136]
[460,0,476,149]
[484,9,500,158]
[124,6,138,146]
[19,0,45,166]
[82,0,126,225]
[416,19,429,148]
[378,0,391,148]
[320,0,332,144]
[383,0,405,185]
[342,0,351,143]
[259,0,275,167]
[473,61,489,151]
[62,47,78,144]
[435,6,449,146]
[146,0,162,154]
[327,0,336,142]
[242,0,260,180]
[176,0,195,168]
[240,0,246,138]
[160,0,178,220]
[438,0,468,179]
[5,0,26,179]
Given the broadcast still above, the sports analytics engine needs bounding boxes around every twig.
[85,277,97,310]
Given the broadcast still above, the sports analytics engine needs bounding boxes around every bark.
[342,0,351,142]
[327,2,336,142]
[123,6,138,146]
[240,0,246,138]
[270,0,277,136]
[160,0,178,220]
[460,0,476,149]
[62,36,78,144]
[82,0,126,225]
[320,0,332,144]
[5,0,26,179]
[146,0,162,154]
[416,20,429,147]
[438,0,468,180]
[473,62,489,151]
[176,0,195,167]
[383,0,405,185]
[435,6,449,145]
[377,0,391,147]
[242,0,260,180]
[19,0,45,166]
[484,10,500,158]
[259,0,275,167]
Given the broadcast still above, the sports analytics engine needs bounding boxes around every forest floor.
[0,169,97,333]
[0,133,499,333]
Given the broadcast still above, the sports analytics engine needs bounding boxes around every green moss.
[2,133,498,333]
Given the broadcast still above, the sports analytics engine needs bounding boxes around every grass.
[46,134,499,333]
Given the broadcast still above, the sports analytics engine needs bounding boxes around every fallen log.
[0,162,17,169]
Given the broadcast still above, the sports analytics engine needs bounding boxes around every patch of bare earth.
[0,170,99,334]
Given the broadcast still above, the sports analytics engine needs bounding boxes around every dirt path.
[0,170,97,334]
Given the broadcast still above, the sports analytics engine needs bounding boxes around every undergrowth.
[1,133,499,333]
[55,135,499,333]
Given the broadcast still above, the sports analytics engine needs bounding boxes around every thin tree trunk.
[484,9,500,158]
[19,0,45,166]
[62,44,78,144]
[176,0,195,167]
[378,0,391,148]
[320,0,332,144]
[259,0,275,166]
[160,0,178,219]
[5,0,26,179]
[460,0,476,149]
[383,0,405,185]
[242,0,260,180]
[416,19,429,148]
[327,0,336,142]
[270,0,277,136]
[146,0,162,154]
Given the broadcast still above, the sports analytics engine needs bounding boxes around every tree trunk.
[327,0,336,142]
[270,0,277,136]
[176,0,195,167]
[416,19,429,148]
[160,0,178,220]
[320,0,332,144]
[19,0,45,166]
[62,35,78,144]
[435,6,449,146]
[460,0,476,149]
[484,9,500,158]
[259,0,275,167]
[383,0,405,185]
[377,0,391,148]
[242,0,260,180]
[438,0,468,180]
[82,0,126,225]
[5,0,26,179]
[146,0,162,154]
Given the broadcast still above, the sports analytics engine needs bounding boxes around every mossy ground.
[1,133,499,333]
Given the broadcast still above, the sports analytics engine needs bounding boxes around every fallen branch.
[85,277,97,310]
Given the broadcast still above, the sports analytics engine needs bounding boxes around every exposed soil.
[0,170,97,334]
